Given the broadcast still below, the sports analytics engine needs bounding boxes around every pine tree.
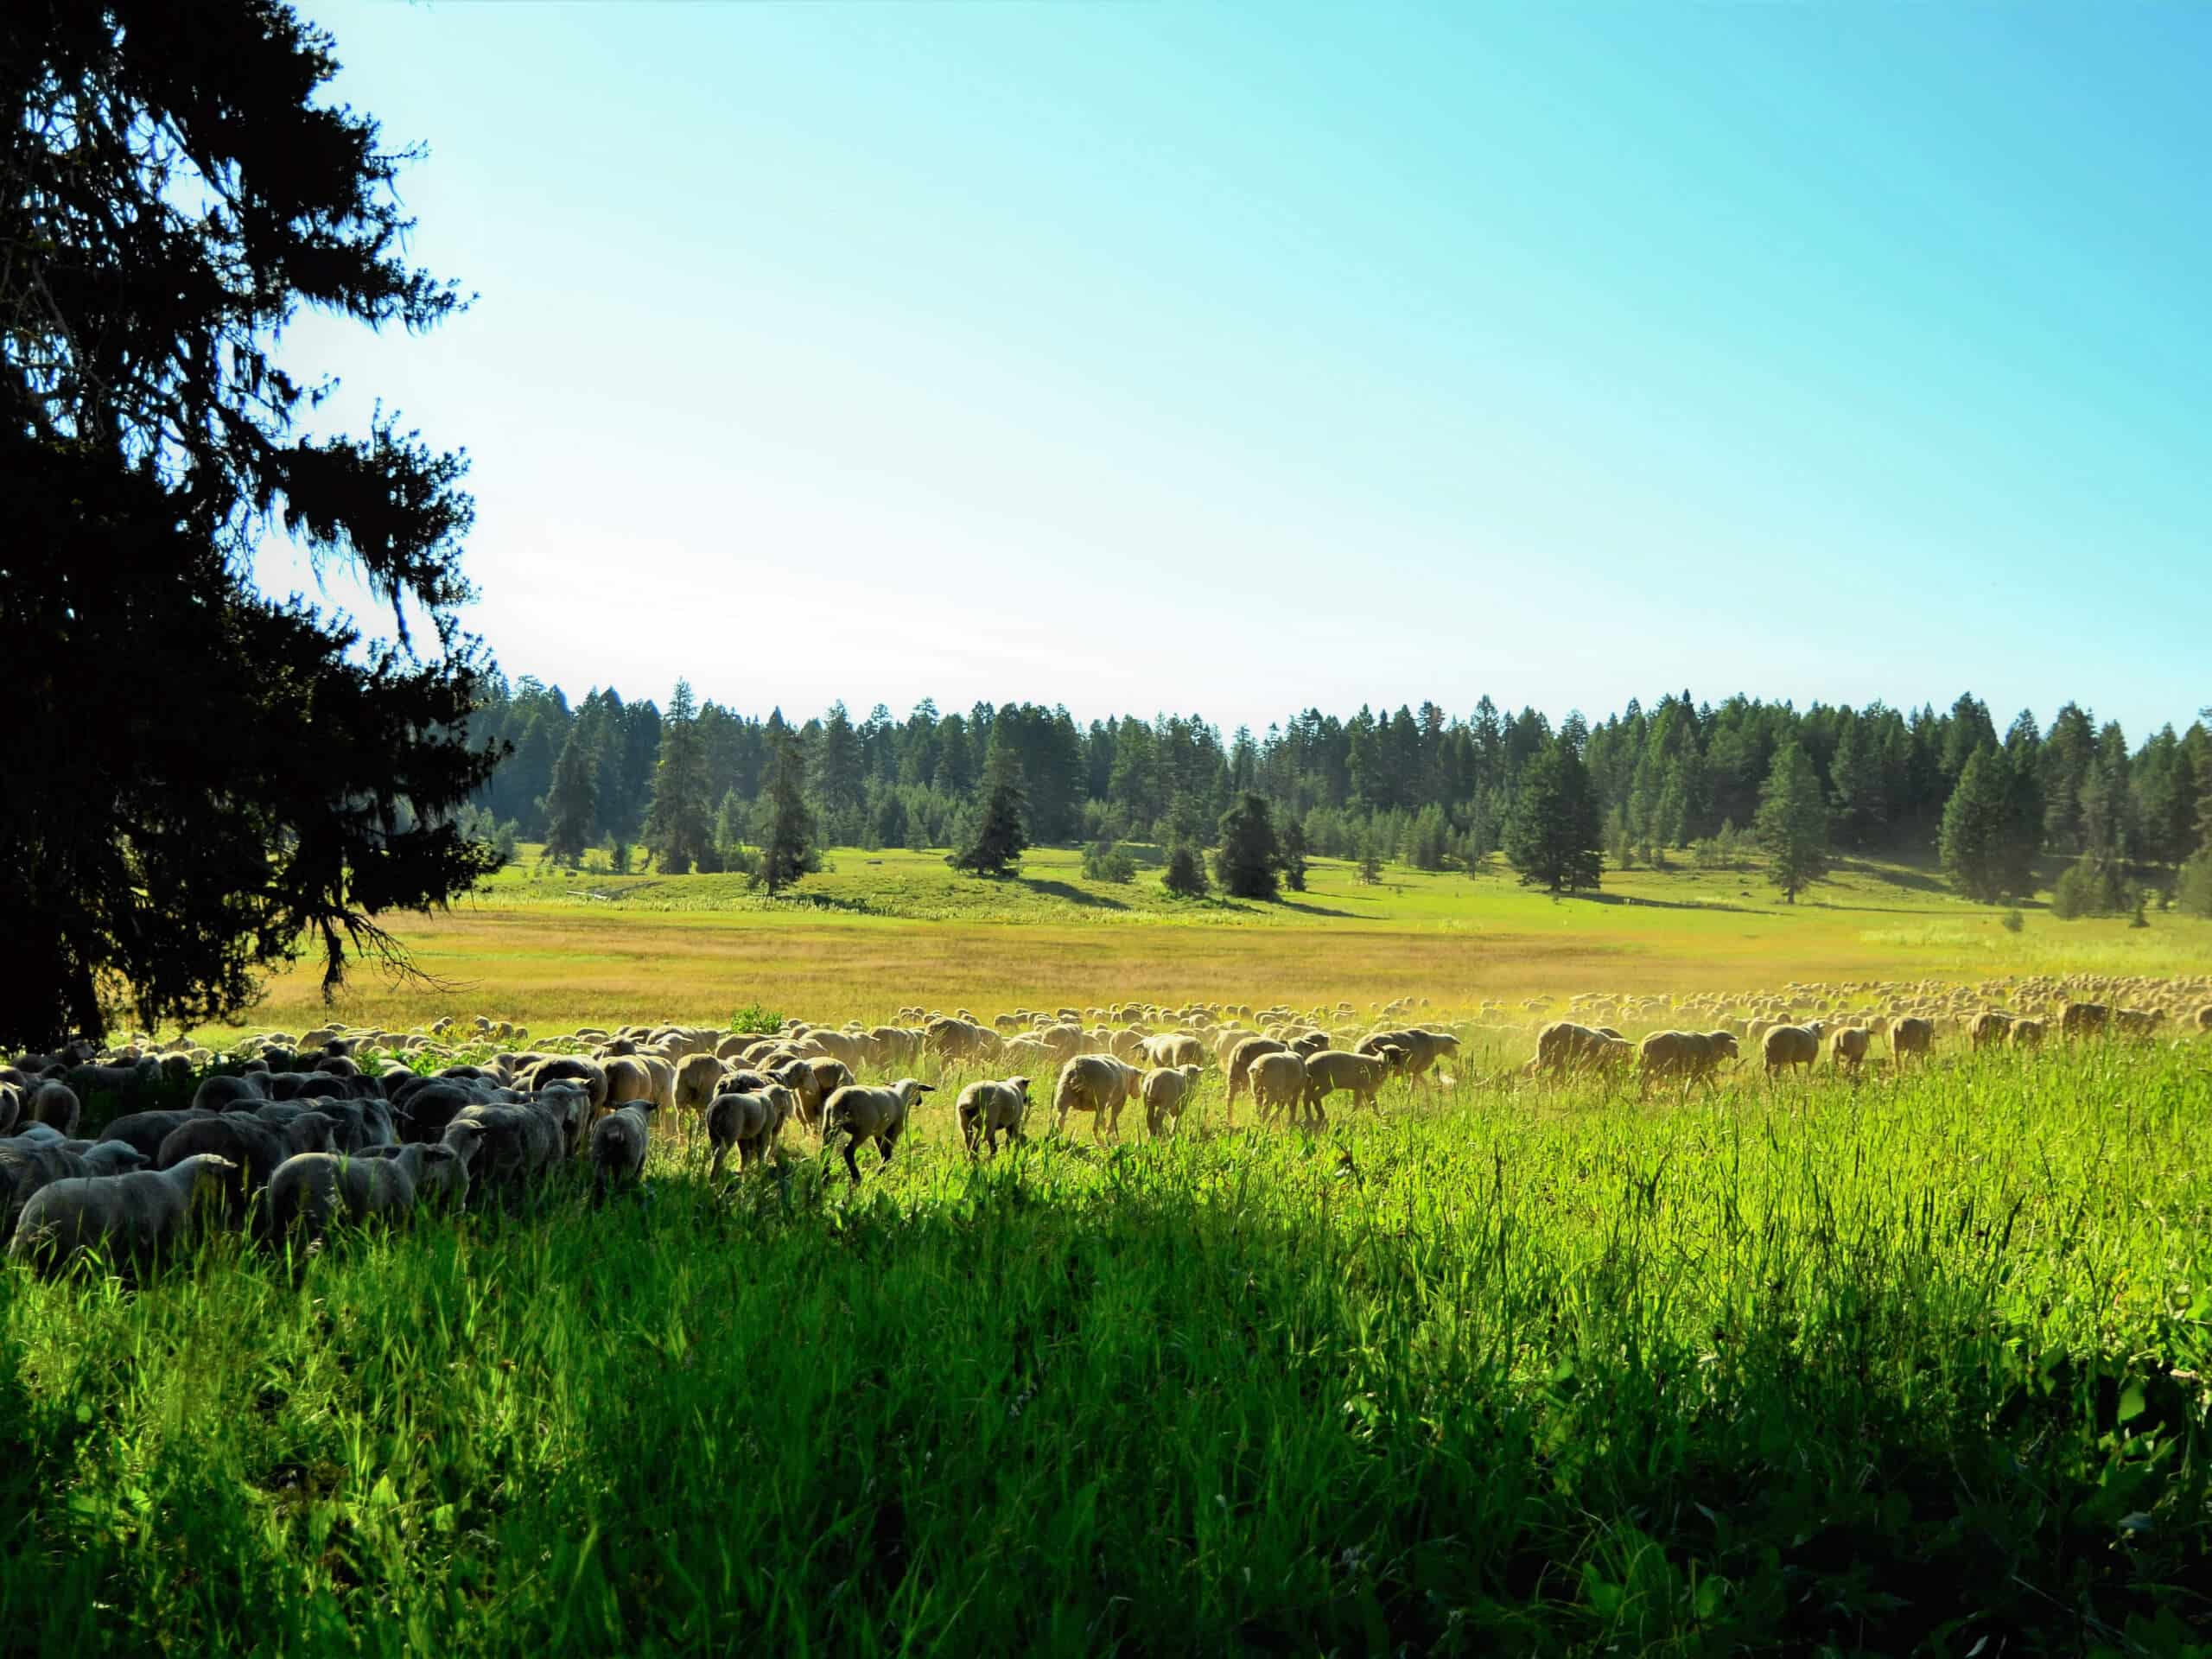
[1280,817,1308,892]
[1503,742,1603,893]
[753,727,818,895]
[1212,793,1280,899]
[950,746,1030,877]
[1753,741,1831,902]
[1162,842,1210,898]
[1939,747,2013,903]
[643,679,714,874]
[543,727,601,868]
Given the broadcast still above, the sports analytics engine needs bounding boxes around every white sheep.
[705,1084,798,1180]
[10,1155,239,1276]
[822,1079,933,1184]
[955,1077,1033,1157]
[266,1143,474,1239]
[1140,1065,1203,1137]
[589,1102,656,1197]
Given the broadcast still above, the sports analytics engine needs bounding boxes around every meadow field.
[16,851,2210,1654]
[7,1041,2212,1655]
[211,847,2212,1040]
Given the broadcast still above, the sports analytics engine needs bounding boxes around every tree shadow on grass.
[1273,898,1357,918]
[1018,877,1130,912]
[1561,892,1768,917]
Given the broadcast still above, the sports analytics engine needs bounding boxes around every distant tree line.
[462,680,2212,914]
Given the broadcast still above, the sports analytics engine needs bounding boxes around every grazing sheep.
[1224,1037,1289,1122]
[1529,1022,1632,1079]
[1762,1023,1826,1078]
[1140,1065,1202,1138]
[26,1081,80,1136]
[1889,1017,1935,1069]
[1302,1046,1404,1121]
[10,1154,239,1276]
[1050,1056,1143,1141]
[1968,1011,2016,1049]
[671,1053,725,1141]
[1638,1030,1731,1096]
[588,1102,657,1197]
[1248,1051,1309,1125]
[1,1141,97,1235]
[60,1141,149,1176]
[2059,1001,2109,1039]
[154,1111,338,1211]
[1138,1033,1205,1071]
[955,1077,1033,1156]
[2113,1007,2165,1038]
[266,1143,474,1239]
[822,1079,934,1184]
[705,1085,797,1179]
[191,1074,269,1114]
[2196,1004,2212,1033]
[449,1102,567,1192]
[1829,1027,1872,1072]
[2010,1017,2046,1049]
[1357,1028,1459,1085]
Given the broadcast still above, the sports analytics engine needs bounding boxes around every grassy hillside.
[205,845,2212,1039]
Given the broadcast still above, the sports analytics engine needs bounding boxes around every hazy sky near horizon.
[268,0,2212,740]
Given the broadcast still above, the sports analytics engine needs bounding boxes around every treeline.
[458,678,2212,911]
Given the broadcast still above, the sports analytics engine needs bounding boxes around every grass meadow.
[7,1043,2212,1655]
[209,846,2212,1039]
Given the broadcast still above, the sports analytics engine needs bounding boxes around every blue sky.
[268,1,2212,739]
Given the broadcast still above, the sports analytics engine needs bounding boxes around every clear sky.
[267,0,2212,740]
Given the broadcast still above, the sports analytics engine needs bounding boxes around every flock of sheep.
[2,972,2206,1281]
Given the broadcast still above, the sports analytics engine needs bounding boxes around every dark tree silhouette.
[1162,843,1210,899]
[1,0,499,1047]
[1279,818,1308,892]
[1212,793,1280,899]
[753,728,818,895]
[950,746,1029,877]
[1753,741,1831,903]
[1503,741,1603,893]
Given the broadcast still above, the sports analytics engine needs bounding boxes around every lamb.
[588,1102,657,1197]
[1050,1056,1143,1141]
[1762,1022,1827,1077]
[1247,1051,1309,1125]
[1301,1046,1405,1121]
[1139,1065,1202,1138]
[1829,1027,1872,1072]
[822,1079,934,1184]
[10,1154,239,1277]
[1888,1016,1935,1069]
[955,1077,1033,1157]
[266,1142,474,1239]
[704,1084,797,1179]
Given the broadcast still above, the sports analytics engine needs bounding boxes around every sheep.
[26,1081,80,1136]
[154,1111,339,1214]
[1529,1021,1632,1079]
[1762,1023,1827,1077]
[1968,1011,2016,1049]
[1357,1028,1459,1085]
[10,1154,239,1277]
[2059,1001,2109,1039]
[1138,1033,1206,1071]
[448,1102,567,1193]
[2009,1017,2046,1049]
[526,1057,609,1118]
[2113,1007,2165,1039]
[1302,1046,1405,1121]
[1889,1016,1935,1069]
[1139,1065,1202,1138]
[60,1141,149,1176]
[2197,1004,2212,1033]
[1224,1036,1289,1122]
[1050,1056,1143,1141]
[955,1077,1033,1157]
[191,1073,270,1114]
[602,1055,658,1113]
[588,1102,657,1197]
[1248,1051,1309,1125]
[671,1053,726,1142]
[1829,1027,1872,1073]
[1,1141,97,1235]
[822,1079,934,1184]
[705,1085,797,1179]
[266,1142,474,1240]
[1637,1030,1731,1096]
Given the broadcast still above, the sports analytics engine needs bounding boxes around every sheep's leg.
[709,1141,730,1183]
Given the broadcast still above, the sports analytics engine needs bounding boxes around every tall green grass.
[7,1045,2211,1654]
